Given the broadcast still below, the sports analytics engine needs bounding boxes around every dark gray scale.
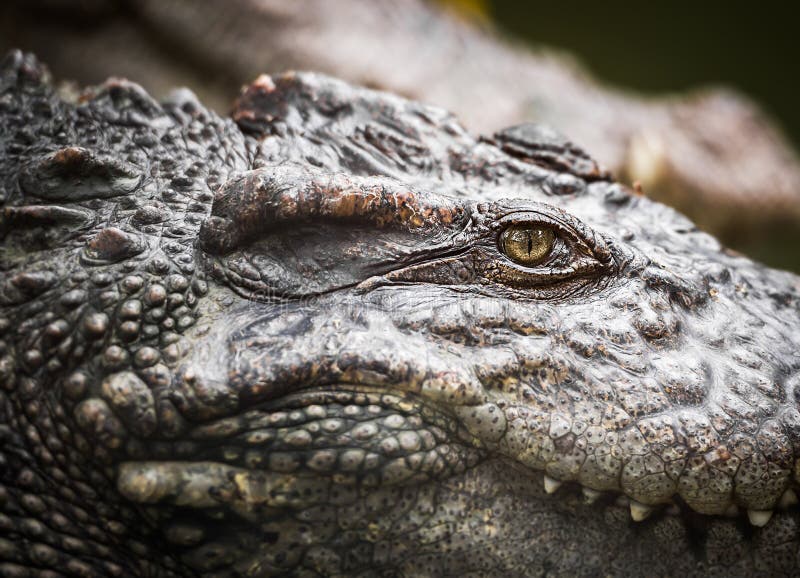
[18,146,141,201]
[486,123,612,185]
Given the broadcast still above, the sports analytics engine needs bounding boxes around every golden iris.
[500,225,555,266]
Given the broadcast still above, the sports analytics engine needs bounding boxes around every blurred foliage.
[436,0,490,21]
[489,1,799,150]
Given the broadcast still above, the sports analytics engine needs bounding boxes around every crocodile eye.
[479,207,615,294]
[499,225,555,266]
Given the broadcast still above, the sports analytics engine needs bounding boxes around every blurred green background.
[489,1,799,149]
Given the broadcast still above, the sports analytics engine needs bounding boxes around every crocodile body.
[2,51,800,577]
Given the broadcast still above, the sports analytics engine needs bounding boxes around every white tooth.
[747,509,773,527]
[630,500,654,522]
[582,487,602,504]
[543,475,562,494]
[779,489,798,509]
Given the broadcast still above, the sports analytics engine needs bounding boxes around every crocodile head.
[2,51,800,576]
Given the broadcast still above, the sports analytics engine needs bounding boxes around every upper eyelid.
[490,203,584,229]
[491,212,587,248]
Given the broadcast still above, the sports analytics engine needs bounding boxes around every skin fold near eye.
[499,224,556,266]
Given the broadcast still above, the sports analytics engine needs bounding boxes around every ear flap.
[485,123,611,183]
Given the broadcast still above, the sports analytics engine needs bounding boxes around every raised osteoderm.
[2,51,800,577]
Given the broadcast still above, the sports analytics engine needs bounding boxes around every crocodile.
[2,50,800,577]
[4,0,800,265]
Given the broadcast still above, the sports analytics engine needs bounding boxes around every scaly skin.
[2,51,800,577]
[4,0,800,256]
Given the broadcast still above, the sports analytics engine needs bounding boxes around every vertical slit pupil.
[500,224,555,266]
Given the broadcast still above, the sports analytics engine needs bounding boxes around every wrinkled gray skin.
[2,51,800,577]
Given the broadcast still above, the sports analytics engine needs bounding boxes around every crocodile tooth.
[543,475,562,494]
[779,488,798,509]
[582,487,602,504]
[629,500,654,522]
[747,509,773,527]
